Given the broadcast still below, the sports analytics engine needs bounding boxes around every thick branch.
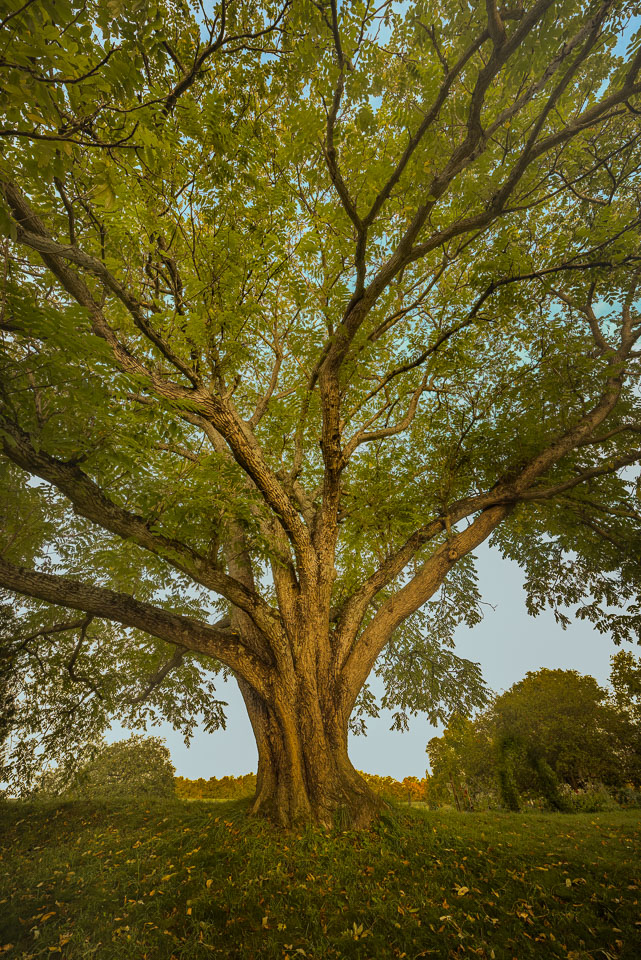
[0,557,272,694]
[339,504,510,718]
[3,185,317,579]
[0,416,280,638]
[516,449,641,502]
[4,184,200,386]
[334,363,630,659]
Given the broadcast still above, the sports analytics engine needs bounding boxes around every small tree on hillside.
[65,736,176,800]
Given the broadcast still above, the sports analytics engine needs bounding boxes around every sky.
[108,540,626,780]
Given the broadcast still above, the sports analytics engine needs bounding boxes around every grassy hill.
[1,799,640,959]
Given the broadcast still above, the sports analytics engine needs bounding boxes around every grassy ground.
[1,798,640,960]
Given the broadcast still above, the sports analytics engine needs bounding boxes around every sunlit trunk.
[236,674,381,828]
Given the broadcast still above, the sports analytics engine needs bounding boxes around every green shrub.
[35,736,177,800]
[611,785,641,808]
[496,736,521,811]
[568,783,617,813]
[527,748,570,812]
[73,736,175,800]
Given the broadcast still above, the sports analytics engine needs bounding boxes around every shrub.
[70,736,176,800]
[567,783,618,813]
[611,785,641,808]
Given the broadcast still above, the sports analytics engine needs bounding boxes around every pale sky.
[108,542,625,780]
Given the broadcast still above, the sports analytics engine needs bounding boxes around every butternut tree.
[1,0,641,825]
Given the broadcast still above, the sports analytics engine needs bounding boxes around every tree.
[1,0,641,827]
[496,733,569,811]
[492,668,638,791]
[429,669,641,809]
[76,735,176,799]
[608,650,641,782]
[610,650,641,720]
[36,735,176,799]
[426,712,496,809]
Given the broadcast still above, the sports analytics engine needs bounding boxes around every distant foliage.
[428,667,641,811]
[566,783,618,814]
[174,771,431,803]
[36,735,176,800]
[359,772,429,804]
[175,774,257,800]
[496,737,521,813]
[426,713,498,810]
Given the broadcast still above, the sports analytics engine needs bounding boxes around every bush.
[44,735,175,800]
[567,783,617,813]
[611,785,641,808]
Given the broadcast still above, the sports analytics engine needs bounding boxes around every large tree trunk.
[236,676,382,828]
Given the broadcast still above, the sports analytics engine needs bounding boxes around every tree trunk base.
[248,773,384,830]
[237,679,385,829]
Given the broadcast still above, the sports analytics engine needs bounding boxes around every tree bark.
[236,675,381,828]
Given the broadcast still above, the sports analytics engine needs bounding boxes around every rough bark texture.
[238,676,381,828]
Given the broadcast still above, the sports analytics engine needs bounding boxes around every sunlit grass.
[1,798,640,959]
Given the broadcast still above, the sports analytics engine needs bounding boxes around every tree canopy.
[427,667,641,809]
[1,0,641,825]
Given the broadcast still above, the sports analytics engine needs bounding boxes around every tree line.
[6,654,639,813]
[427,658,641,812]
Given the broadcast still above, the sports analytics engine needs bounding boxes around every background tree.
[491,669,630,790]
[426,713,496,809]
[610,650,641,720]
[608,650,641,783]
[35,735,177,800]
[428,668,641,809]
[1,0,641,826]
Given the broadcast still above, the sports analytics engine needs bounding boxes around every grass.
[1,798,640,960]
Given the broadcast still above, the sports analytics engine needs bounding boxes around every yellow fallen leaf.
[206,879,213,888]
[457,886,469,897]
